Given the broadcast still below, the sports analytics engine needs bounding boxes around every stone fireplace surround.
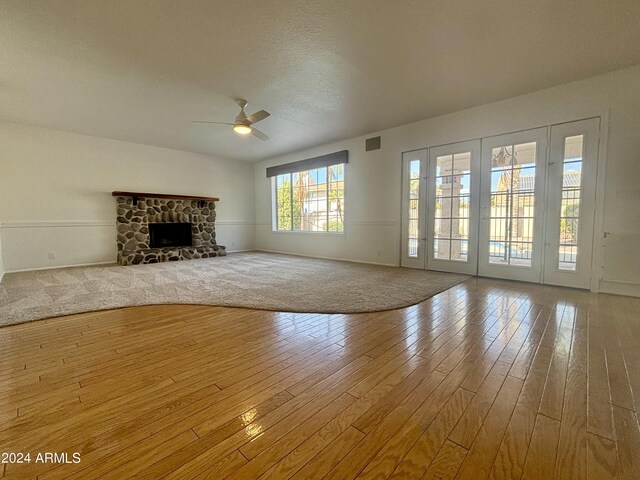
[114,193,226,265]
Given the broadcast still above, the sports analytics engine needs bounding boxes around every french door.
[543,118,599,288]
[478,128,548,282]
[401,118,600,289]
[401,141,481,274]
[400,149,427,268]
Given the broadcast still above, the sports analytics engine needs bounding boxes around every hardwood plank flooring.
[0,277,639,479]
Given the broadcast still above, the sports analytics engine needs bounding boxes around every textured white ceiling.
[1,0,639,161]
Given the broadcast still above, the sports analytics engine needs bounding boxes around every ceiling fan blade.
[192,121,234,125]
[251,127,269,141]
[245,110,270,125]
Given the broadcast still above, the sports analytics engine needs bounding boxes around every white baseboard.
[3,249,396,274]
[598,280,640,298]
[255,248,399,268]
[4,251,256,274]
[5,261,117,274]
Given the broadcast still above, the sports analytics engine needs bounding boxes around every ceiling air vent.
[365,136,381,151]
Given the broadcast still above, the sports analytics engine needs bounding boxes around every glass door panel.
[427,140,480,275]
[401,149,427,268]
[558,135,583,271]
[543,118,599,288]
[487,142,536,268]
[479,128,548,282]
[408,159,421,257]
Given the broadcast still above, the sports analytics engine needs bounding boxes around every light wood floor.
[1,278,639,479]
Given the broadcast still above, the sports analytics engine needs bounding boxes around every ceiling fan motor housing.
[235,99,249,126]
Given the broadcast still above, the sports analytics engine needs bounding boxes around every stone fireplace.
[113,192,226,265]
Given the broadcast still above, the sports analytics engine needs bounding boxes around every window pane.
[304,170,316,231]
[292,171,305,230]
[559,246,578,271]
[434,218,450,238]
[276,174,292,231]
[409,159,420,179]
[328,190,344,230]
[434,239,450,260]
[435,176,447,197]
[513,142,536,168]
[450,240,468,262]
[489,241,533,267]
[408,238,419,257]
[328,164,344,232]
[438,175,458,197]
[490,168,508,192]
[561,193,580,218]
[407,159,421,257]
[435,155,453,177]
[451,195,470,218]
[513,167,536,193]
[491,146,514,168]
[453,152,471,175]
[456,174,471,196]
[274,165,345,233]
[557,135,584,271]
[564,135,583,161]
[435,197,450,218]
[410,179,420,199]
[409,198,419,219]
[511,243,533,267]
[452,218,469,240]
[563,163,582,188]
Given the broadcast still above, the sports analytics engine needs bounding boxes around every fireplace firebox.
[149,223,192,248]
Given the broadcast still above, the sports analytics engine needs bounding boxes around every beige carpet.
[0,252,469,327]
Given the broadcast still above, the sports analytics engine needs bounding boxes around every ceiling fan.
[193,99,270,140]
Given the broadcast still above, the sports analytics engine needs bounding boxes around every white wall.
[255,66,640,295]
[0,122,256,272]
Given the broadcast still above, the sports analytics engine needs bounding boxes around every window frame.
[271,164,346,235]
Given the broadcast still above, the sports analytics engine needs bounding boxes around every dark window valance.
[266,150,348,178]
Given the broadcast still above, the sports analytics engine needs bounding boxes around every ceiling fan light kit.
[193,98,271,140]
[232,124,252,135]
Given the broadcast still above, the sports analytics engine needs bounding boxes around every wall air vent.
[365,136,381,151]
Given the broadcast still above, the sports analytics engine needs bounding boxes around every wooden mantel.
[112,191,220,202]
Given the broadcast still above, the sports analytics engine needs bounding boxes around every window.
[274,164,345,232]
